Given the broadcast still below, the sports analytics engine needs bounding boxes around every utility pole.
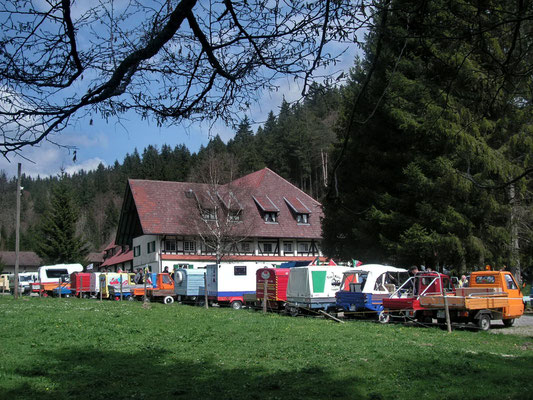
[14,163,21,300]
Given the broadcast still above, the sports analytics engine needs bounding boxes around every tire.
[478,314,491,331]
[289,307,299,317]
[230,300,243,310]
[503,318,515,327]
[127,296,135,302]
[378,311,390,324]
[163,296,175,305]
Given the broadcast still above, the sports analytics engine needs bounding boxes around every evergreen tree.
[36,178,89,264]
[323,0,533,276]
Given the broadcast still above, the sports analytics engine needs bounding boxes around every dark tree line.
[0,84,340,253]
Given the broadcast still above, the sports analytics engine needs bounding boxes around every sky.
[0,75,339,179]
[0,2,361,180]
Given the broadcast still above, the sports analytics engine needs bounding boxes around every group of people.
[408,266,469,288]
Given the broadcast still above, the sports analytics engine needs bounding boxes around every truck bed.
[419,287,508,310]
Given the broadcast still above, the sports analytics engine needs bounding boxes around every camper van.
[31,264,83,295]
[8,272,37,295]
[206,262,274,309]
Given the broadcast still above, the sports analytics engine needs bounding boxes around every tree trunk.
[508,183,521,283]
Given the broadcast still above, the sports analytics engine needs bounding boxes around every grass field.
[0,297,532,400]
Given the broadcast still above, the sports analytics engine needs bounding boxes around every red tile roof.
[123,168,323,241]
[284,197,312,214]
[101,248,133,267]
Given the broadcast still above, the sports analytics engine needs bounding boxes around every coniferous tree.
[36,178,89,264]
[323,0,533,277]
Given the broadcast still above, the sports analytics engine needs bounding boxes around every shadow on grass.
[6,346,363,400]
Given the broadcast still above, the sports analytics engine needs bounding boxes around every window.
[264,212,277,223]
[46,269,68,279]
[283,242,293,253]
[133,245,141,257]
[202,208,216,220]
[162,274,172,284]
[296,214,309,224]
[263,243,273,253]
[174,263,193,270]
[228,210,241,222]
[298,242,310,253]
[234,266,247,276]
[241,242,251,252]
[505,274,518,290]
[184,241,196,252]
[147,241,156,254]
[164,240,176,252]
[475,275,495,284]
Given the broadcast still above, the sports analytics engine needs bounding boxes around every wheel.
[115,296,120,301]
[378,310,390,324]
[477,314,491,331]
[42,292,48,297]
[163,296,175,305]
[503,318,515,327]
[230,300,243,310]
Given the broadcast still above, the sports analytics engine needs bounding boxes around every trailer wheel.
[478,314,491,331]
[503,318,515,327]
[163,296,175,305]
[289,307,299,317]
[378,311,390,324]
[127,296,135,302]
[230,300,243,310]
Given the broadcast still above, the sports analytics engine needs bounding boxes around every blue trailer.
[336,264,409,316]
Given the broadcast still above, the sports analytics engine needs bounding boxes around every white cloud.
[64,157,106,175]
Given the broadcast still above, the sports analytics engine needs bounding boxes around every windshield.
[341,271,368,292]
[19,275,35,282]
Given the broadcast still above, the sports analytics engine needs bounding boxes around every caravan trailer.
[31,264,83,296]
[206,262,273,309]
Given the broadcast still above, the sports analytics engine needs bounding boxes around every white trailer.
[9,272,37,295]
[206,262,274,309]
[286,265,352,314]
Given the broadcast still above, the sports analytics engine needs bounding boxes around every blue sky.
[0,2,361,179]
[0,75,318,178]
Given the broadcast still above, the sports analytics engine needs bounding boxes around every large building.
[115,168,324,273]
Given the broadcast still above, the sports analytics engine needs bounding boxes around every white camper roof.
[343,264,408,294]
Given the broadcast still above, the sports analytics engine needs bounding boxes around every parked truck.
[418,269,524,331]
[380,272,453,324]
[132,273,176,304]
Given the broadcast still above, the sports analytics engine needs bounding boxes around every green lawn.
[0,297,531,400]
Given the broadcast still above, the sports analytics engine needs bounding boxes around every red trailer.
[70,272,93,297]
[253,268,290,310]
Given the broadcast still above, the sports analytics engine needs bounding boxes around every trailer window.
[475,275,495,284]
[46,269,69,278]
[162,274,172,284]
[234,266,247,276]
[504,274,518,290]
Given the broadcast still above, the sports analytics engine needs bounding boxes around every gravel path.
[489,313,533,337]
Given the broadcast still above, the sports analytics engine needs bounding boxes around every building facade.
[115,168,324,273]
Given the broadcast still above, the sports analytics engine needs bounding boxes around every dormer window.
[228,210,242,222]
[284,197,311,225]
[202,208,216,221]
[296,213,309,224]
[264,212,278,223]
[252,195,280,224]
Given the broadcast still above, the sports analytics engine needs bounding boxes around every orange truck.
[419,270,524,330]
[132,273,176,304]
